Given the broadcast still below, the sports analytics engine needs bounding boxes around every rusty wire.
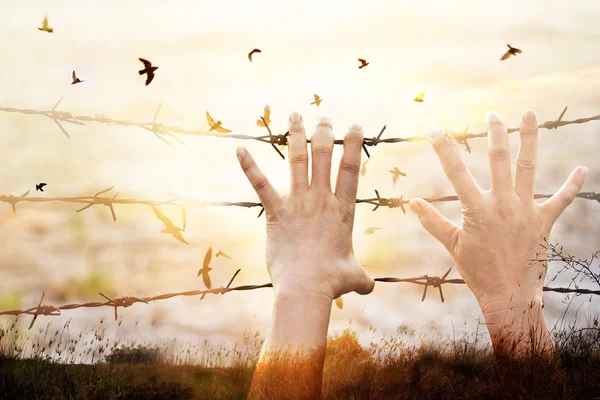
[1,267,598,330]
[0,187,599,221]
[1,100,598,158]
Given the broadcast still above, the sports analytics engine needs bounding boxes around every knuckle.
[339,160,360,176]
[488,147,510,162]
[445,162,469,181]
[289,153,308,165]
[516,158,536,171]
[252,178,268,192]
[312,146,332,156]
[241,162,255,173]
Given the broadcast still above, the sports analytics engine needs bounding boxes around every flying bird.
[363,227,382,235]
[256,105,271,127]
[500,44,522,61]
[358,59,369,69]
[35,183,47,192]
[206,111,232,133]
[198,247,214,289]
[71,71,83,85]
[413,92,426,103]
[360,159,370,177]
[335,297,343,310]
[389,167,407,186]
[215,250,232,259]
[151,206,188,245]
[138,58,158,86]
[248,48,261,62]
[38,15,53,33]
[311,94,322,106]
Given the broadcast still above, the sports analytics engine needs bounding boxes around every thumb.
[409,198,459,253]
[352,263,375,296]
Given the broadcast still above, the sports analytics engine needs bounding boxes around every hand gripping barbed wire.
[1,99,598,158]
[1,267,599,330]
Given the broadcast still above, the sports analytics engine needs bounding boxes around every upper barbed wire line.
[1,100,598,155]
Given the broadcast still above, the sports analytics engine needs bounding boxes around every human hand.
[409,109,586,352]
[236,113,374,302]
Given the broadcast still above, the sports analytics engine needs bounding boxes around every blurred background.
[0,0,599,360]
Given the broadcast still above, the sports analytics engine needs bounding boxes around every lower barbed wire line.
[1,267,599,329]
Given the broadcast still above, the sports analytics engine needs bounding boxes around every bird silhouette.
[206,111,232,133]
[38,15,53,33]
[360,159,370,177]
[389,167,407,186]
[500,44,522,61]
[35,183,47,192]
[413,92,426,102]
[198,247,214,289]
[248,48,261,62]
[151,206,188,244]
[256,105,271,127]
[71,71,83,85]
[335,296,343,310]
[311,94,322,106]
[138,58,158,86]
[215,250,232,259]
[363,227,382,235]
[358,58,369,69]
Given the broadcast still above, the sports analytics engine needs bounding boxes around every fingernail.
[349,124,362,133]
[522,109,536,123]
[409,199,422,213]
[580,166,588,177]
[428,129,445,144]
[236,147,246,161]
[290,112,302,123]
[316,116,332,128]
[485,110,503,126]
[288,112,304,132]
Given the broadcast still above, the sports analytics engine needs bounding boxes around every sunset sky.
[1,1,599,353]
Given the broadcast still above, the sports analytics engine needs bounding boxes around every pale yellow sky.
[0,0,599,351]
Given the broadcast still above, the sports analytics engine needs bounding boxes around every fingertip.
[316,115,332,128]
[522,109,537,125]
[578,165,588,179]
[428,129,445,145]
[486,110,504,127]
[236,147,247,161]
[344,124,364,143]
[409,198,425,214]
[288,112,304,131]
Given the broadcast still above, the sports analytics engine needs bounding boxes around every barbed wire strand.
[1,187,598,221]
[1,101,598,158]
[1,267,598,330]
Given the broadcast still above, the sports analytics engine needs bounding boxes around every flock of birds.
[33,13,524,293]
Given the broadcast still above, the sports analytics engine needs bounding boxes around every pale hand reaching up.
[410,109,587,355]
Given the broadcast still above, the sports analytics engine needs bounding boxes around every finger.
[335,124,363,207]
[486,111,512,196]
[236,147,282,212]
[541,166,587,225]
[409,199,459,253]
[429,129,481,205]
[514,109,538,199]
[310,116,335,192]
[287,112,309,195]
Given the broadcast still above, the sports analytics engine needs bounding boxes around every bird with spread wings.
[151,206,188,245]
[38,15,53,33]
[198,247,214,289]
[206,111,232,133]
[256,105,271,127]
[311,94,322,106]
